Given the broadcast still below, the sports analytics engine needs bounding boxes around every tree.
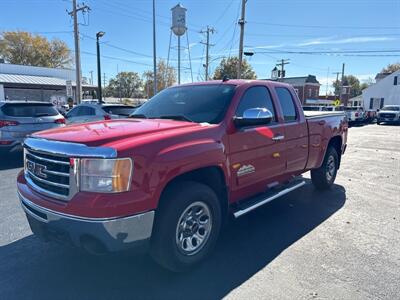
[104,72,143,98]
[380,62,400,74]
[143,59,176,98]
[0,31,71,68]
[333,75,364,98]
[212,57,257,80]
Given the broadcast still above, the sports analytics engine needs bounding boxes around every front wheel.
[150,181,222,272]
[311,146,339,190]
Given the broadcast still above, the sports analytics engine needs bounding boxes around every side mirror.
[234,107,273,127]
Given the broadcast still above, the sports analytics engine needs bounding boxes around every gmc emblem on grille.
[27,161,48,179]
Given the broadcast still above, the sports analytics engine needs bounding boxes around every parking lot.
[0,123,399,300]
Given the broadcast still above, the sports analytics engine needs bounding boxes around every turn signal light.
[54,118,66,124]
[0,120,19,128]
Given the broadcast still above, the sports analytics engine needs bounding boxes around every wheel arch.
[157,166,229,221]
[327,135,343,168]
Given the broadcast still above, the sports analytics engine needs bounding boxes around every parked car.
[322,106,345,112]
[17,80,348,272]
[344,106,365,124]
[302,105,324,111]
[65,103,136,124]
[377,105,400,124]
[0,101,65,153]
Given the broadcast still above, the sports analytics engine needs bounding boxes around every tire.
[377,121,381,125]
[311,146,339,190]
[150,181,222,272]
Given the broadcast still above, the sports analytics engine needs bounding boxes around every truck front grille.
[25,149,72,200]
[380,113,395,119]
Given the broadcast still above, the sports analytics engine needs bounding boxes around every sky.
[1,0,399,95]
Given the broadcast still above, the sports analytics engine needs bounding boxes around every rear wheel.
[311,146,339,190]
[150,181,222,272]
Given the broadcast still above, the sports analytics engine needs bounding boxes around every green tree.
[0,31,71,67]
[104,72,143,98]
[380,62,400,74]
[143,59,176,98]
[212,57,257,80]
[333,75,364,97]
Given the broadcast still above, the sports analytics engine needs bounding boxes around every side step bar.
[233,181,306,218]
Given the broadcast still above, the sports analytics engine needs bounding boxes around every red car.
[17,80,348,271]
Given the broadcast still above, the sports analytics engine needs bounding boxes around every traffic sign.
[334,99,341,107]
[66,80,73,97]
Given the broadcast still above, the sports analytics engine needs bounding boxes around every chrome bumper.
[18,191,154,252]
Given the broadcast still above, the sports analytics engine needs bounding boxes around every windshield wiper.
[129,114,148,119]
[159,115,194,122]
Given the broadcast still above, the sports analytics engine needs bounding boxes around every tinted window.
[102,106,135,116]
[133,84,235,124]
[236,86,276,121]
[1,103,59,117]
[79,106,96,116]
[66,107,80,118]
[275,88,297,121]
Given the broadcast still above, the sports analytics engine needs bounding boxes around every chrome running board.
[233,180,306,218]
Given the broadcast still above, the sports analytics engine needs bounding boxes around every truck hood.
[32,119,202,146]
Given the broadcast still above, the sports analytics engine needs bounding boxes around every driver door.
[228,86,286,200]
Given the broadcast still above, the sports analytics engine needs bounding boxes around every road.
[0,124,399,300]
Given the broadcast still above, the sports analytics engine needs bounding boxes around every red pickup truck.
[17,80,347,271]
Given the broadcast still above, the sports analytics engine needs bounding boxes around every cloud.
[297,36,396,47]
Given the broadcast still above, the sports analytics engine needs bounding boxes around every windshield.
[132,84,236,124]
[1,103,59,117]
[102,106,135,116]
[381,106,400,111]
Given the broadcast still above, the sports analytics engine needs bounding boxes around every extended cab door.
[228,85,286,200]
[273,87,308,174]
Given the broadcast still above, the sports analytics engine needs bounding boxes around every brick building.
[271,75,321,104]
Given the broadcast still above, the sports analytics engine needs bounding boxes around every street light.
[96,31,105,103]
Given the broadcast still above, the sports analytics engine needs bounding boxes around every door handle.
[272,134,285,141]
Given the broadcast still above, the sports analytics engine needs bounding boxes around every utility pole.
[103,73,106,91]
[340,63,345,103]
[89,71,93,85]
[152,0,157,95]
[200,26,215,81]
[68,0,90,104]
[276,59,290,78]
[333,71,341,99]
[237,0,246,79]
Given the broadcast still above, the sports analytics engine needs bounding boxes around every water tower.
[168,3,192,84]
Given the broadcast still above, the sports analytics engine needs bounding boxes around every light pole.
[96,31,105,103]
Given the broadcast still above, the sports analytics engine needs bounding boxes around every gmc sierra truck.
[17,80,348,272]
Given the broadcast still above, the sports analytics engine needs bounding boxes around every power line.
[81,51,153,67]
[248,21,400,30]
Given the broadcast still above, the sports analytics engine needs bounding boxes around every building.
[0,63,96,105]
[271,75,321,104]
[362,70,400,110]
[347,95,363,107]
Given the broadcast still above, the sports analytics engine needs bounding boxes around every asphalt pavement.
[0,124,399,300]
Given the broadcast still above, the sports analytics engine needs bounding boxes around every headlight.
[80,158,132,193]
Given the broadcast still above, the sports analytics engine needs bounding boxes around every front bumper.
[18,191,155,253]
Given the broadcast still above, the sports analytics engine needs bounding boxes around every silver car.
[0,101,65,153]
[65,103,136,124]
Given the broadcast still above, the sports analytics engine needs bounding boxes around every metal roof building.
[0,63,96,104]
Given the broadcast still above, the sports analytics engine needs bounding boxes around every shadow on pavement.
[0,151,23,170]
[0,182,346,300]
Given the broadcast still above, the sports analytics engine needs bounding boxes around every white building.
[362,70,400,110]
[0,63,96,103]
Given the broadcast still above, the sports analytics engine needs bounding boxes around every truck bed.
[304,111,345,118]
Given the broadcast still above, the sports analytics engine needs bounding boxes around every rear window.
[1,103,59,117]
[102,106,135,116]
